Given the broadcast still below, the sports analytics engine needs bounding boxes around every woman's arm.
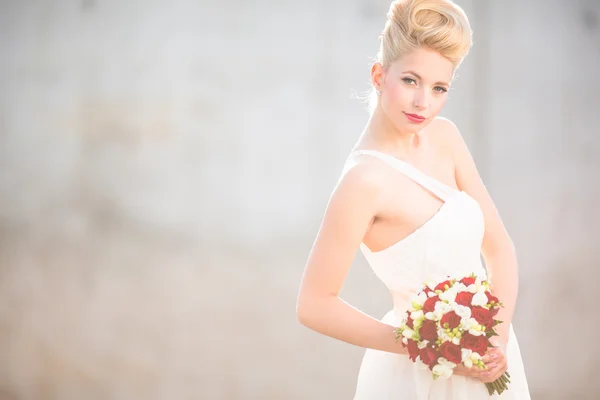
[445,119,518,345]
[296,162,407,355]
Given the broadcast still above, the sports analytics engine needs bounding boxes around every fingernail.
[489,363,497,368]
[491,354,498,359]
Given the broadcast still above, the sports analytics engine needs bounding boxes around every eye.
[402,77,417,85]
[434,86,448,93]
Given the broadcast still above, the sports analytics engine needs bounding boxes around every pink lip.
[404,112,426,123]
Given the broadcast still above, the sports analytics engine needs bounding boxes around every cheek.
[385,83,409,104]
[431,96,448,112]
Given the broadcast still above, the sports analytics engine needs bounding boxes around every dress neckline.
[348,149,461,199]
[348,149,466,254]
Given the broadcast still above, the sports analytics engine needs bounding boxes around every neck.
[362,105,424,156]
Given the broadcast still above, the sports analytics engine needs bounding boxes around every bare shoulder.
[426,116,464,152]
[426,116,481,184]
[339,153,397,190]
[327,156,392,214]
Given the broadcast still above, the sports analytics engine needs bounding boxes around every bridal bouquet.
[394,274,510,396]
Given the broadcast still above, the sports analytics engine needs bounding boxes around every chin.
[399,121,427,133]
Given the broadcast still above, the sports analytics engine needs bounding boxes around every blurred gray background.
[1,0,599,399]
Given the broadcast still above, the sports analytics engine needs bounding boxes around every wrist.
[490,334,508,350]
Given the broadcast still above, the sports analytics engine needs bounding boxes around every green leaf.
[486,330,499,338]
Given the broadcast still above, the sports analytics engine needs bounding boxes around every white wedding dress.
[346,150,531,400]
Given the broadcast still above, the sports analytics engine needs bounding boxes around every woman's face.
[373,47,454,133]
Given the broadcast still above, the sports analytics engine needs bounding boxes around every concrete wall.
[0,0,598,399]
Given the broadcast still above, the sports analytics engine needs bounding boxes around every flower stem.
[495,381,504,393]
[494,382,500,393]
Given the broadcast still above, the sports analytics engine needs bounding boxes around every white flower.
[432,363,454,379]
[467,284,477,294]
[432,357,456,379]
[470,351,482,361]
[453,282,468,293]
[434,301,451,319]
[402,337,408,345]
[425,312,436,320]
[461,317,478,331]
[451,336,461,345]
[402,328,415,339]
[410,291,428,309]
[454,305,472,319]
[471,291,488,307]
[411,310,424,321]
[418,340,429,349]
[438,330,452,343]
[427,291,437,298]
[468,328,484,336]
[439,357,457,369]
[439,287,457,303]
[463,358,473,368]
[461,348,472,362]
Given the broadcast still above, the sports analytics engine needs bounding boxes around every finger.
[480,369,504,383]
[481,363,507,382]
[455,366,480,378]
[478,363,497,376]
[483,352,504,367]
[453,367,471,377]
[482,348,501,363]
[488,369,507,383]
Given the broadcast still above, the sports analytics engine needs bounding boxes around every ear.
[370,62,385,90]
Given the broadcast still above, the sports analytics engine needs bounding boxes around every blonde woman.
[296,0,531,398]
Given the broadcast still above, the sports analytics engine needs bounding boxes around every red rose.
[440,311,461,329]
[419,347,439,368]
[406,317,414,329]
[486,291,499,305]
[490,306,500,317]
[460,276,476,286]
[439,341,462,364]
[423,286,433,295]
[471,306,494,330]
[419,320,438,341]
[422,296,439,313]
[460,332,489,356]
[435,280,451,291]
[455,291,474,307]
[406,339,419,362]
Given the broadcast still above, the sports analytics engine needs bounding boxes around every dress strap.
[348,149,457,201]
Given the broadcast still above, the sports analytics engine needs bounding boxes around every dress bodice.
[349,150,532,400]
[346,150,488,321]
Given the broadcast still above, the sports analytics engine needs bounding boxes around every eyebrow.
[402,70,449,86]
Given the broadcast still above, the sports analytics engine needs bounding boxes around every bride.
[296,0,531,398]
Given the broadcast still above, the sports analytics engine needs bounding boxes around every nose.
[413,87,430,110]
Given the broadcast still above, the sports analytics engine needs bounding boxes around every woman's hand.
[477,345,508,383]
[452,345,507,383]
[453,362,484,379]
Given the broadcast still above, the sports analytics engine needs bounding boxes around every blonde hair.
[379,0,472,70]
[363,0,472,112]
